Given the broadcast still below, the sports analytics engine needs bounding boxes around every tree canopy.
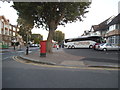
[31,34,43,44]
[13,2,91,53]
[17,17,34,43]
[53,30,65,44]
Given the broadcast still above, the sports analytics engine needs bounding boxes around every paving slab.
[21,48,85,65]
[60,61,85,66]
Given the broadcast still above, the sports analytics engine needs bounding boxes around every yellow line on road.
[12,56,120,71]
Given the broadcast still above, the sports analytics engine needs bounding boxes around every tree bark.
[46,21,56,53]
[46,30,54,53]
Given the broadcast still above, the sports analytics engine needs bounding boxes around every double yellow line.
[12,56,120,71]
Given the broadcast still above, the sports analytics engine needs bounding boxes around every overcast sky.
[0,0,119,40]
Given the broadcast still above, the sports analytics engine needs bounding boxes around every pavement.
[18,48,120,68]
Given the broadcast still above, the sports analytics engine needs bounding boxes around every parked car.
[93,43,101,50]
[30,44,39,47]
[53,44,57,48]
[97,43,120,51]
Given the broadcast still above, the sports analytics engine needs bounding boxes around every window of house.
[115,36,120,45]
[13,27,16,31]
[13,32,15,36]
[9,37,11,41]
[8,37,11,41]
[1,29,4,34]
[108,36,114,44]
[17,28,19,32]
[1,21,4,28]
[10,25,12,30]
[115,36,118,44]
[0,21,1,28]
[116,24,120,29]
[0,22,1,34]
[5,29,8,35]
[9,30,11,35]
[0,22,4,34]
[109,24,116,31]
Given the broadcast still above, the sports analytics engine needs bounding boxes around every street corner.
[12,56,120,71]
[13,55,56,65]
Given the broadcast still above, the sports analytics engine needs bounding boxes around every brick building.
[0,15,24,48]
[0,16,11,48]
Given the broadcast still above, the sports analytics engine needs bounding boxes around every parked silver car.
[30,44,39,47]
[97,43,120,51]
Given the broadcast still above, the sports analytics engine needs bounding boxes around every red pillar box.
[40,41,46,57]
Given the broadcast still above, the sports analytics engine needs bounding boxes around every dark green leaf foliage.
[13,2,91,30]
[31,34,43,44]
[53,30,65,44]
[18,26,32,42]
[13,2,91,53]
[17,17,34,43]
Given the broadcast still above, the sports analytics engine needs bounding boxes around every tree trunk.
[46,21,56,53]
[46,30,54,53]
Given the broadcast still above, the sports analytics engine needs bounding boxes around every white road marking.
[2,57,10,60]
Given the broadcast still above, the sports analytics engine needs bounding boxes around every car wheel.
[71,45,75,49]
[89,45,93,49]
[68,45,71,49]
[103,48,107,51]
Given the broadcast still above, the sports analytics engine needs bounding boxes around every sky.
[0,0,119,40]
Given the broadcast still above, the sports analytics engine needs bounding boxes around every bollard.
[26,46,29,55]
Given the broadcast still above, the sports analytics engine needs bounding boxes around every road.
[64,48,119,60]
[64,48,119,66]
[1,47,119,88]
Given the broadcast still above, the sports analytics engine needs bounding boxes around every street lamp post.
[13,39,16,50]
[26,31,29,55]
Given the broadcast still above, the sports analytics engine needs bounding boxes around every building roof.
[91,17,112,32]
[0,15,9,24]
[91,25,99,31]
[96,17,111,31]
[108,13,120,26]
